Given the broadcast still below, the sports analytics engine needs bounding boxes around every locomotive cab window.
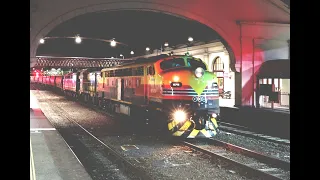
[160,58,185,70]
[187,58,207,70]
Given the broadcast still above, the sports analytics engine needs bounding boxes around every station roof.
[257,59,290,79]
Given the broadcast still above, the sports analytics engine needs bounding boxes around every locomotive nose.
[162,69,193,86]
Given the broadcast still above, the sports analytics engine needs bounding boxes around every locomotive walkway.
[30,90,92,180]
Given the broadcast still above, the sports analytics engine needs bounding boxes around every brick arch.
[30,1,239,71]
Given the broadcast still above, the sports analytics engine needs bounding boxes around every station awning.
[257,59,290,79]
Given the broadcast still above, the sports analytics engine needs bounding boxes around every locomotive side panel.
[101,65,146,106]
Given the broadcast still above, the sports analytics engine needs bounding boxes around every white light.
[130,51,134,55]
[110,40,116,47]
[111,57,114,58]
[212,113,217,118]
[188,37,193,42]
[164,42,169,47]
[195,67,204,78]
[146,47,150,51]
[120,54,123,57]
[173,110,187,122]
[75,36,82,43]
[39,38,45,44]
[173,76,179,82]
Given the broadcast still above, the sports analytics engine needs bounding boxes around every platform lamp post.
[164,42,169,50]
[161,42,169,55]
[145,47,151,55]
[75,35,82,44]
[187,36,193,54]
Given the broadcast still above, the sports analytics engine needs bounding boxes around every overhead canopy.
[257,59,290,79]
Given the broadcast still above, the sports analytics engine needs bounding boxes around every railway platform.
[30,90,92,180]
[220,106,290,139]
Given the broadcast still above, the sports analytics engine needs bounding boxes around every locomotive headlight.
[173,75,180,82]
[195,67,204,78]
[173,110,187,122]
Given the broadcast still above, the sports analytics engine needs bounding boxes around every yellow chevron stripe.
[173,130,185,136]
[168,120,178,131]
[200,129,212,138]
[179,120,192,131]
[209,123,215,130]
[169,120,192,136]
[211,118,218,128]
[172,120,192,136]
[187,129,200,138]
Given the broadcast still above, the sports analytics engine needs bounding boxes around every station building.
[144,40,289,110]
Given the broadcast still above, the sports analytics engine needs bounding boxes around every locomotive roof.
[101,54,191,71]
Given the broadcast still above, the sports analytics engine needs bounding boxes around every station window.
[258,78,290,110]
[213,56,224,92]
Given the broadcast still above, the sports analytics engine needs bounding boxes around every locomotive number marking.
[192,96,206,102]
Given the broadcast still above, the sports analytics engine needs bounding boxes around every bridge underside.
[33,57,126,68]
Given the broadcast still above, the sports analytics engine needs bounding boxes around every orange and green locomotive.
[97,54,220,138]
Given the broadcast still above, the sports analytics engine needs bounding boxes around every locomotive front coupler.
[189,109,210,130]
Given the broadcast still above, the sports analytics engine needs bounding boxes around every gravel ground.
[99,135,258,180]
[214,131,290,162]
[33,90,259,180]
[189,141,290,180]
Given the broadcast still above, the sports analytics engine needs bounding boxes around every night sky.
[36,10,221,58]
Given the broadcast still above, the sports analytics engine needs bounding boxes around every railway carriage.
[78,69,101,104]
[62,72,79,98]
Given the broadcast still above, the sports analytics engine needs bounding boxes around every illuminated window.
[212,56,224,92]
[213,56,224,72]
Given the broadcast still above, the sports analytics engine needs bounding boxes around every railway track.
[34,87,290,180]
[183,138,290,180]
[218,121,290,145]
[38,91,153,180]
